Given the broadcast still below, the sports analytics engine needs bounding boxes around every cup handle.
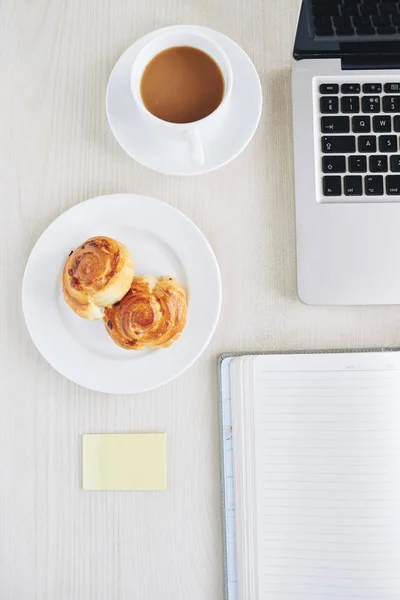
[185,128,205,167]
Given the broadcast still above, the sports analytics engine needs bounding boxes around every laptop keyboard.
[318,79,400,202]
[312,0,400,37]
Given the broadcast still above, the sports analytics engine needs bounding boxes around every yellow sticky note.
[82,433,166,491]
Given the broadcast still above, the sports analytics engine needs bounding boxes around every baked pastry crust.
[104,275,187,350]
[62,237,134,320]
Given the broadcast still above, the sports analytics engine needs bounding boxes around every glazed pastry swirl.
[62,236,135,320]
[104,275,187,350]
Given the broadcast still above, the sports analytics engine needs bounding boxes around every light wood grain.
[3,1,400,598]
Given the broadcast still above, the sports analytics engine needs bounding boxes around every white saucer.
[106,25,262,176]
[22,194,222,394]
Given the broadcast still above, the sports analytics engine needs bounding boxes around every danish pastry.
[62,236,134,320]
[104,275,187,350]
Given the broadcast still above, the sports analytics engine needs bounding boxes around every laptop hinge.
[340,42,400,70]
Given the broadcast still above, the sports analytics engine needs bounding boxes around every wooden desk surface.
[1,1,399,598]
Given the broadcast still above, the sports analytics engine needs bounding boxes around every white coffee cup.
[130,30,233,167]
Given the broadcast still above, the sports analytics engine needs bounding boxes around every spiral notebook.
[219,350,400,600]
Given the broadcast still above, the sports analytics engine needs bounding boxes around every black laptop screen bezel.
[294,0,400,62]
[294,2,342,59]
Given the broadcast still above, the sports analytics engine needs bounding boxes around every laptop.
[292,0,400,305]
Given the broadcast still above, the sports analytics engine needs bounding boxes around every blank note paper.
[82,433,167,491]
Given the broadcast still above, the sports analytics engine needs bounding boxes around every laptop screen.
[294,0,400,60]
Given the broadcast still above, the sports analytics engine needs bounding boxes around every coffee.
[140,46,224,124]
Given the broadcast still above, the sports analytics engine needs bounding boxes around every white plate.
[22,194,222,394]
[106,25,262,176]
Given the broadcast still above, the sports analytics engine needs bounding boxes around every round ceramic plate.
[106,25,262,176]
[22,194,222,394]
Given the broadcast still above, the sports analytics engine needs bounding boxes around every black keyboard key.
[373,116,392,132]
[383,96,400,112]
[372,15,392,27]
[327,7,341,18]
[390,155,400,171]
[365,175,384,195]
[386,175,400,194]
[312,4,326,15]
[336,27,355,35]
[384,83,400,93]
[377,26,396,34]
[361,4,378,15]
[393,14,400,25]
[357,26,376,34]
[341,4,360,16]
[363,83,382,93]
[380,2,399,15]
[352,116,371,133]
[315,26,335,36]
[322,156,346,173]
[348,155,367,172]
[322,136,356,153]
[323,176,342,196]
[314,3,340,16]
[320,83,339,94]
[344,175,363,196]
[321,116,350,133]
[320,96,339,113]
[341,83,361,94]
[358,135,377,152]
[362,96,381,112]
[341,96,360,113]
[334,16,353,29]
[315,16,333,27]
[394,116,400,132]
[369,155,388,172]
[334,17,354,34]
[354,16,372,28]
[379,135,398,152]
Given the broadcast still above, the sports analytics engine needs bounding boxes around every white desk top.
[1,0,400,598]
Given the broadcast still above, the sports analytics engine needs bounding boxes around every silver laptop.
[292,0,400,305]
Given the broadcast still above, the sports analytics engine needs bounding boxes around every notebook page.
[234,352,400,600]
